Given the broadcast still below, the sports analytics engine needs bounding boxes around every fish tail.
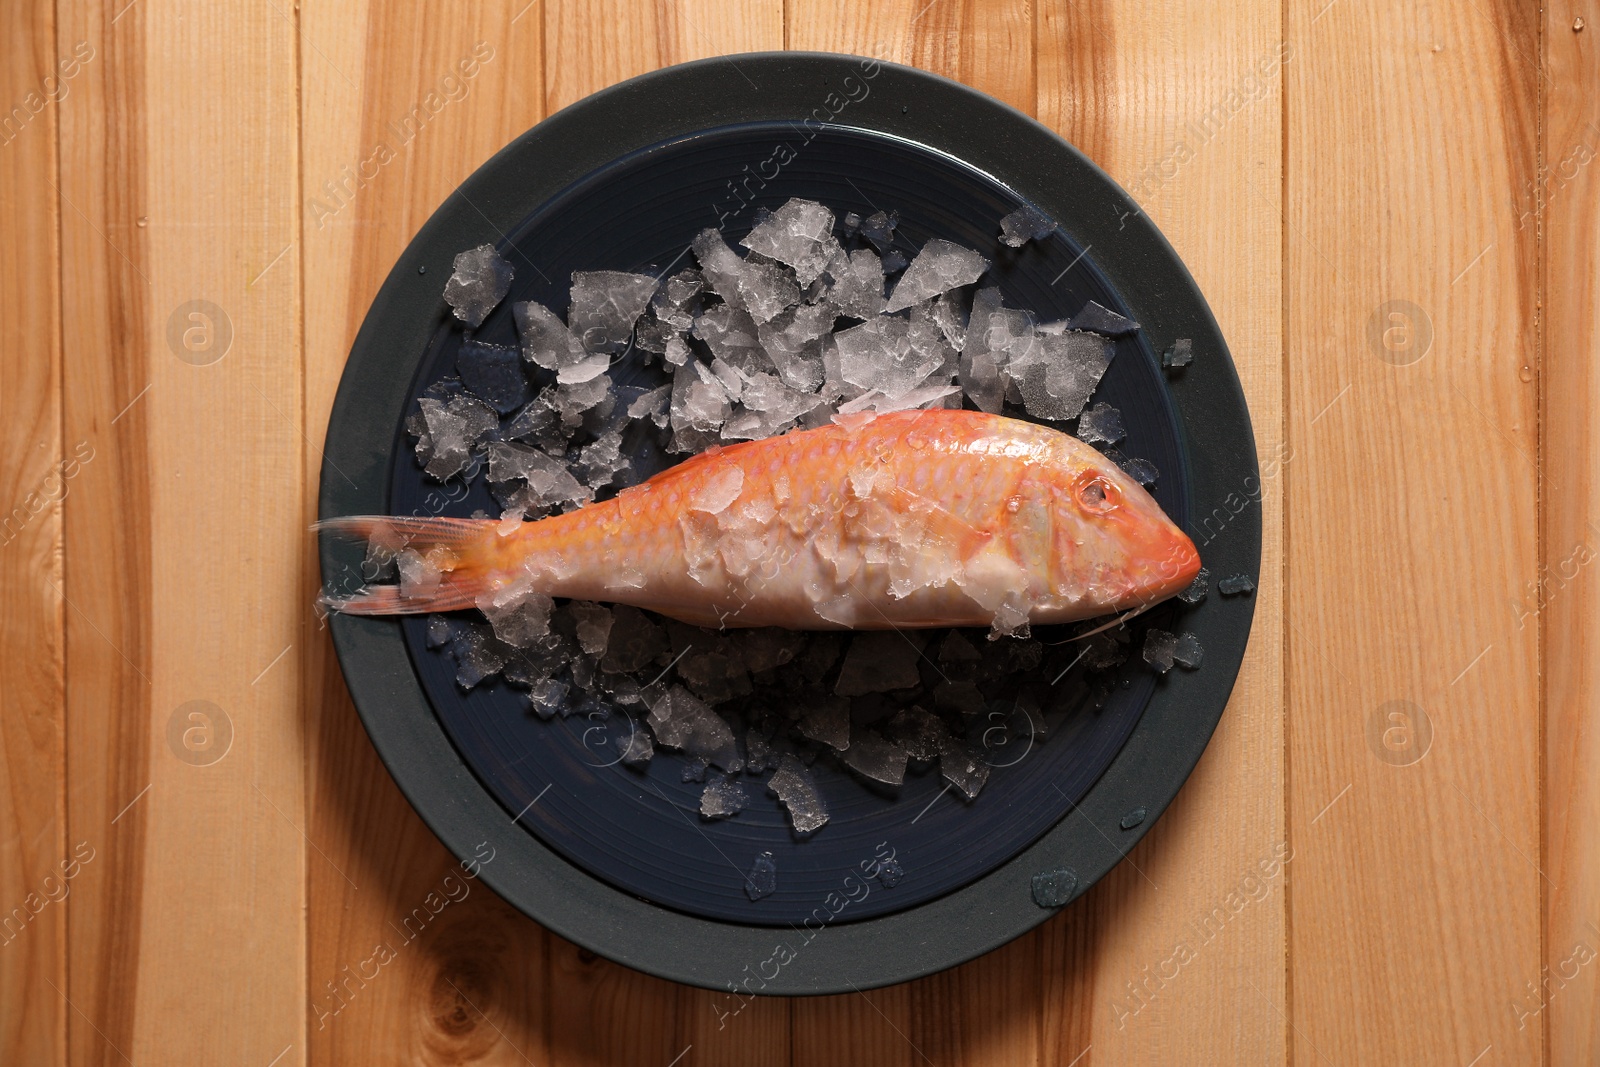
[314,515,503,615]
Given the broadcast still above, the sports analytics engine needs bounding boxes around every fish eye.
[1075,472,1118,513]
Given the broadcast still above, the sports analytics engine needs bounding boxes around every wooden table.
[2,0,1594,1063]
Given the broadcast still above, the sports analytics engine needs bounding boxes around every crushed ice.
[396,196,1215,860]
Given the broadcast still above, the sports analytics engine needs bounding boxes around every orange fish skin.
[328,409,1200,629]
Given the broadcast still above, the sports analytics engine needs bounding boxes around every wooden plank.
[0,2,66,1065]
[1285,0,1542,1063]
[1543,1,1600,1062]
[545,0,784,113]
[298,2,550,1065]
[1033,0,1287,1062]
[55,0,306,1064]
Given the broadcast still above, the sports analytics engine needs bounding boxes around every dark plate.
[319,53,1260,993]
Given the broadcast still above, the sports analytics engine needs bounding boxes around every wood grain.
[0,1,65,1065]
[0,0,1582,1063]
[1035,0,1287,1061]
[299,3,549,1065]
[56,0,310,1063]
[1543,0,1600,1063]
[1285,0,1543,1063]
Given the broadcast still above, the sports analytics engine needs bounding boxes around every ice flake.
[767,754,829,835]
[569,271,657,353]
[998,204,1058,248]
[739,198,840,285]
[885,239,989,313]
[443,244,514,327]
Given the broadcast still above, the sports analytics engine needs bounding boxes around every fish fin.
[314,515,500,615]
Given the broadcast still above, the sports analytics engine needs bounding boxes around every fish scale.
[320,409,1200,630]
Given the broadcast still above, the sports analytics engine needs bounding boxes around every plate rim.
[318,50,1262,995]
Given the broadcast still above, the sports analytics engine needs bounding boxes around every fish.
[318,408,1201,632]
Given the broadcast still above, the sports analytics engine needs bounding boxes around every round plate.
[320,53,1260,993]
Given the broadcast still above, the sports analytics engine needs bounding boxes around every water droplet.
[136,216,148,227]
[906,431,927,450]
[1518,366,1534,382]
[1005,496,1022,513]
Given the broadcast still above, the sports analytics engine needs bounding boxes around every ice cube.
[737,259,802,324]
[456,339,531,414]
[858,209,898,254]
[1119,456,1159,487]
[425,614,458,649]
[1173,632,1204,669]
[700,773,749,819]
[821,247,886,320]
[646,685,742,771]
[653,268,706,330]
[745,851,778,900]
[512,299,597,380]
[885,239,989,313]
[740,198,840,285]
[503,395,567,452]
[486,441,592,515]
[885,707,948,762]
[551,374,613,425]
[961,288,1034,414]
[615,724,654,765]
[932,291,967,349]
[839,730,908,787]
[676,648,752,706]
[767,754,829,835]
[834,316,942,400]
[569,271,657,353]
[664,334,692,367]
[1162,337,1194,370]
[627,384,672,429]
[1009,329,1113,422]
[1082,632,1128,671]
[693,305,766,369]
[443,244,514,327]
[998,203,1058,247]
[797,695,851,751]
[475,579,555,649]
[691,228,748,308]
[450,623,511,690]
[601,606,670,673]
[687,465,744,514]
[880,249,908,274]
[1177,567,1210,605]
[1143,629,1178,673]
[1076,402,1125,446]
[568,601,614,656]
[416,394,498,481]
[574,430,631,489]
[938,735,991,800]
[1068,300,1139,337]
[834,383,961,416]
[526,677,569,719]
[989,597,1032,640]
[832,632,924,696]
[1218,573,1255,596]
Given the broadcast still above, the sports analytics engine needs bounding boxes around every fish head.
[1046,437,1201,612]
